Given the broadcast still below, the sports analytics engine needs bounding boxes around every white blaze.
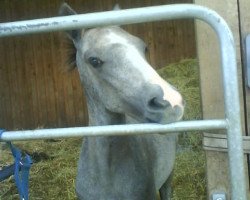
[107,32,184,116]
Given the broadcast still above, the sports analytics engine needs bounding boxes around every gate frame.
[0,4,246,200]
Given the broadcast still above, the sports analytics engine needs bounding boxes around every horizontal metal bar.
[0,119,228,141]
[0,4,232,37]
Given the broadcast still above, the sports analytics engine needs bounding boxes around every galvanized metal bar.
[0,4,246,199]
[0,4,243,38]
[0,4,220,37]
[0,119,227,141]
[246,35,250,87]
[215,14,247,200]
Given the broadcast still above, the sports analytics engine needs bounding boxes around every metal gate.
[0,4,246,200]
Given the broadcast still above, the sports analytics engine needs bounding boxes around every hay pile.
[0,59,206,199]
[1,139,81,199]
[158,59,206,199]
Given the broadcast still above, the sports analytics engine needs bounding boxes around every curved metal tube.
[0,4,246,199]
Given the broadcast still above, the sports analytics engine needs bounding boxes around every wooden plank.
[40,2,53,127]
[2,1,12,129]
[32,34,48,128]
[8,1,21,129]
[194,0,249,198]
[57,38,69,127]
[0,1,9,129]
[9,1,34,128]
[21,2,35,128]
[26,0,39,128]
[204,133,250,154]
[47,0,65,127]
[19,35,34,128]
[42,2,57,127]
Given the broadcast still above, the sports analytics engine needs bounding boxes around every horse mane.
[64,36,77,71]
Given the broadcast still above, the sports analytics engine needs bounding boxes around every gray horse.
[59,3,184,200]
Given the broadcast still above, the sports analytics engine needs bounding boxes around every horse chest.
[76,135,176,200]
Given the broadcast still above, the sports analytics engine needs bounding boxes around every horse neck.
[84,94,131,178]
[85,93,125,126]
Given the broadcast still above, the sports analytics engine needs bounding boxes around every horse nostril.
[174,105,184,120]
[148,97,171,109]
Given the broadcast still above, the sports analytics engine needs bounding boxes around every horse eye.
[88,57,103,68]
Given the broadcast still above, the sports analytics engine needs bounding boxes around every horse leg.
[159,171,174,200]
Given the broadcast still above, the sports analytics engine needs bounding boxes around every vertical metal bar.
[246,35,250,87]
[0,4,246,199]
[214,17,246,200]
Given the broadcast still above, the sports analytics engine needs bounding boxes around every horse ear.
[113,4,121,27]
[59,3,81,43]
[113,4,121,10]
[59,2,77,15]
